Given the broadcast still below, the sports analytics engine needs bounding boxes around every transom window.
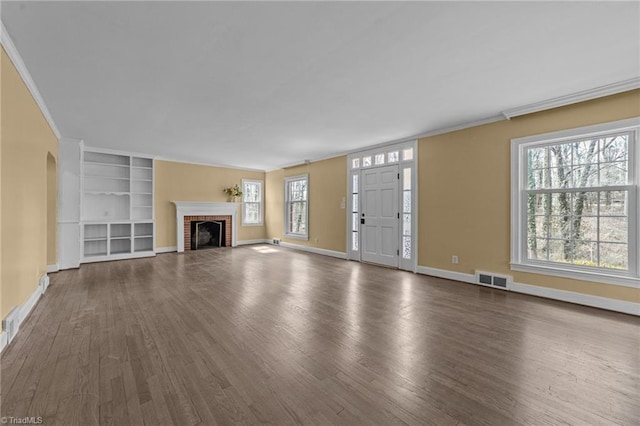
[242,179,263,225]
[284,175,308,239]
[511,117,639,287]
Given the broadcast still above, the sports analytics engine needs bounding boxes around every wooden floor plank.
[2,245,639,425]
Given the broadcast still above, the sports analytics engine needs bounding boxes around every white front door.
[360,165,399,267]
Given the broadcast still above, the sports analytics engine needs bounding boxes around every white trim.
[416,265,638,316]
[278,241,347,260]
[241,179,264,226]
[171,201,239,252]
[156,156,266,173]
[155,246,177,253]
[511,117,640,288]
[510,262,640,289]
[509,281,639,316]
[0,332,7,353]
[0,22,61,139]
[81,251,155,264]
[284,174,309,240]
[46,264,59,273]
[1,275,48,353]
[237,239,270,246]
[416,266,476,284]
[503,78,640,119]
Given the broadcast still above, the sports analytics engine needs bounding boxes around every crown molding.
[502,77,640,120]
[1,21,62,139]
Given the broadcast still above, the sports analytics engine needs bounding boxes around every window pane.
[289,201,307,233]
[352,232,359,251]
[352,158,360,169]
[572,140,598,165]
[402,148,413,161]
[528,238,548,260]
[573,241,597,266]
[403,191,411,213]
[571,165,598,188]
[352,194,358,212]
[363,156,372,167]
[403,168,411,190]
[599,243,628,269]
[572,192,598,216]
[599,191,627,215]
[374,153,385,165]
[549,216,571,240]
[403,214,411,235]
[388,151,399,162]
[245,203,260,223]
[402,236,411,259]
[243,182,260,202]
[548,239,566,263]
[528,147,548,170]
[352,174,358,193]
[352,213,358,232]
[600,134,628,163]
[599,217,627,243]
[575,216,597,241]
[550,193,572,215]
[599,161,627,186]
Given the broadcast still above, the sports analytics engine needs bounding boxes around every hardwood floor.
[1,245,638,425]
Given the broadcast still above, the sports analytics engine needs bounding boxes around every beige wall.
[418,89,640,303]
[154,160,266,248]
[1,48,58,319]
[265,156,347,253]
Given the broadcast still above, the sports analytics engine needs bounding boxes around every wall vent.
[39,274,50,294]
[475,270,512,290]
[2,307,20,345]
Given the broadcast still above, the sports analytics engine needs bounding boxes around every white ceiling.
[3,1,639,171]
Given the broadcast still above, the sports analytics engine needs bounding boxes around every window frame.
[284,174,309,240]
[241,179,263,226]
[510,117,640,288]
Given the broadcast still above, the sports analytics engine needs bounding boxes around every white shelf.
[81,150,155,262]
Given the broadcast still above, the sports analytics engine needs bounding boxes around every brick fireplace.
[184,215,232,251]
[172,202,239,253]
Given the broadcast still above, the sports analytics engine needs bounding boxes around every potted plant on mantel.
[223,184,243,203]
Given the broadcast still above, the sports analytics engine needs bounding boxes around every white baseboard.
[278,241,347,260]
[417,265,639,316]
[237,239,269,246]
[509,282,639,316]
[155,246,177,253]
[0,274,47,353]
[46,264,59,273]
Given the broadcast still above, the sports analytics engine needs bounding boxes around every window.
[285,175,308,239]
[402,167,412,259]
[242,179,263,225]
[351,173,359,250]
[511,118,639,287]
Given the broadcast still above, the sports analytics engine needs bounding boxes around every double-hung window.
[511,117,639,287]
[242,179,263,225]
[284,175,308,239]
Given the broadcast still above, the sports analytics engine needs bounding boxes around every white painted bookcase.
[81,149,155,262]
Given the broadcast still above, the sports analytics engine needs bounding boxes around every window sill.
[284,233,308,241]
[510,262,639,289]
[241,222,263,227]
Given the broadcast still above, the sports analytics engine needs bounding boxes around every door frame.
[346,140,418,272]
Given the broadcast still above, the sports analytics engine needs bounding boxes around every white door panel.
[361,165,399,267]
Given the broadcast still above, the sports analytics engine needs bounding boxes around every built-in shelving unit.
[81,149,154,263]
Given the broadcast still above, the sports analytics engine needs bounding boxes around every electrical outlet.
[451,255,459,264]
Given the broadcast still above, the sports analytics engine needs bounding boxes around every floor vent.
[475,270,512,290]
[2,307,20,345]
[39,274,50,294]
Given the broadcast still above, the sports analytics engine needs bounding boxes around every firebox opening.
[190,221,225,250]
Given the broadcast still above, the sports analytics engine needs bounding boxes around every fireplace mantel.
[172,201,239,252]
